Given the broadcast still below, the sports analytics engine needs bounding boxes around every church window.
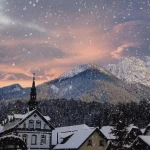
[22,134,28,144]
[31,135,37,145]
[29,120,34,129]
[87,139,92,146]
[36,120,41,129]
[41,135,46,145]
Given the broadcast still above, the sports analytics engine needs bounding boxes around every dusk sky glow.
[0,0,150,87]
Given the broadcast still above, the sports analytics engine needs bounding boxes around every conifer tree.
[111,103,129,150]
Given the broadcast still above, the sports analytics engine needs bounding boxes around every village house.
[129,136,150,150]
[52,126,108,150]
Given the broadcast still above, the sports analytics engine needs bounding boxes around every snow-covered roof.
[141,128,146,134]
[55,124,90,133]
[44,116,50,121]
[14,113,50,121]
[139,136,150,146]
[127,124,138,133]
[53,128,96,149]
[52,124,90,145]
[100,126,116,140]
[1,109,52,133]
[0,125,4,133]
[100,124,139,140]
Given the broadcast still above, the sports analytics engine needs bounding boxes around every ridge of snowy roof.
[55,124,90,132]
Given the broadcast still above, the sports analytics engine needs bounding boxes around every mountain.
[0,84,30,100]
[106,57,150,87]
[0,64,150,103]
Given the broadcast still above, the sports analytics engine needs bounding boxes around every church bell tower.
[28,73,38,111]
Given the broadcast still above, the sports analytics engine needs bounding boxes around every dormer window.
[29,120,34,129]
[36,120,41,129]
[87,139,92,146]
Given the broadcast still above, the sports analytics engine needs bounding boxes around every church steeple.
[28,73,38,111]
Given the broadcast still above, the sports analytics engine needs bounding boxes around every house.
[0,74,54,150]
[125,124,142,143]
[101,125,142,150]
[53,127,108,150]
[100,124,142,142]
[129,136,150,150]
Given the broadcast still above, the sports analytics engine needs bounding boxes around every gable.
[18,112,52,130]
[79,130,107,150]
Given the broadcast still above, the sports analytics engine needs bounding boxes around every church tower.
[28,73,38,111]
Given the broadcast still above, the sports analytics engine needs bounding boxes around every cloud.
[111,43,140,59]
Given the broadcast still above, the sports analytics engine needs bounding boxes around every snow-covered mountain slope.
[1,63,150,103]
[106,57,150,87]
[0,84,30,100]
[59,64,111,80]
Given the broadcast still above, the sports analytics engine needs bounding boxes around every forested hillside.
[0,98,150,128]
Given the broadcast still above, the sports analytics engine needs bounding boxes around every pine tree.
[111,103,129,150]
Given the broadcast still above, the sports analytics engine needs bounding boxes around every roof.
[55,124,90,133]
[100,124,139,140]
[0,109,54,135]
[141,128,146,134]
[127,124,138,133]
[100,126,116,140]
[139,136,150,146]
[53,128,96,149]
[52,124,90,145]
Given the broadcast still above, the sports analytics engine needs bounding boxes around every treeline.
[0,99,150,128]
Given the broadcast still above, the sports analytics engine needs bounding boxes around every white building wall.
[18,132,51,150]
[19,113,50,130]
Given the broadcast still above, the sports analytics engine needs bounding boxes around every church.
[0,74,108,150]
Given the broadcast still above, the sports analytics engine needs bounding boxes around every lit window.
[41,135,46,145]
[22,134,28,144]
[99,140,104,146]
[29,120,34,129]
[36,120,41,129]
[31,135,37,145]
[87,140,92,146]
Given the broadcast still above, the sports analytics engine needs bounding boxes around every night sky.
[0,0,150,87]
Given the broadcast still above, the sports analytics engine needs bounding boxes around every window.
[29,120,34,129]
[36,120,41,129]
[43,123,46,129]
[87,140,92,146]
[23,123,26,128]
[99,140,104,146]
[41,135,46,145]
[31,135,37,145]
[22,134,28,144]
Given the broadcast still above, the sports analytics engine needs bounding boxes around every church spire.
[28,73,38,111]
